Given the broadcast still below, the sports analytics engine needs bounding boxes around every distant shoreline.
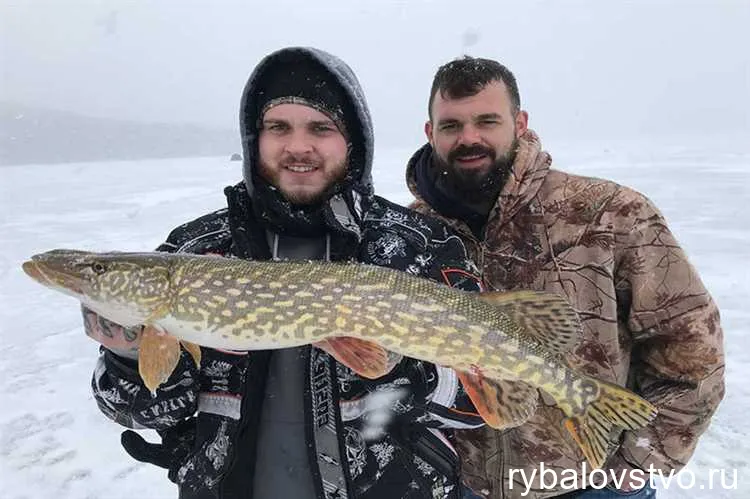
[1,102,238,166]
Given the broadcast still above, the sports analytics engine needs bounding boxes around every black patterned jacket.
[91,183,485,499]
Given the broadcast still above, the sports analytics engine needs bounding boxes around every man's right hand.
[120,417,197,478]
[82,306,142,359]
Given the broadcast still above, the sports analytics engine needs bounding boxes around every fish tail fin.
[564,378,658,469]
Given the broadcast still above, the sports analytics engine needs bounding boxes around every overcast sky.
[2,0,748,146]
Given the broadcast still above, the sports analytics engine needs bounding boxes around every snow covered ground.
[1,138,747,498]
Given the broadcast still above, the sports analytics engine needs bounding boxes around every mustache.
[448,144,495,163]
[280,154,322,168]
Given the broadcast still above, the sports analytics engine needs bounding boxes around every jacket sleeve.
[613,190,725,473]
[91,347,200,431]
[413,363,485,430]
[88,219,220,430]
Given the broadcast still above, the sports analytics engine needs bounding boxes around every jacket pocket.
[403,425,460,481]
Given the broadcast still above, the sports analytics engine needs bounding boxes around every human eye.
[311,123,336,134]
[263,121,288,133]
[477,118,500,128]
[438,122,459,133]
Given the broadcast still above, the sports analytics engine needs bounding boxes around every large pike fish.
[22,249,657,469]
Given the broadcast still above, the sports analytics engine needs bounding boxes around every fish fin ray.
[478,290,582,356]
[456,371,538,429]
[564,378,658,469]
[180,341,202,368]
[314,338,396,379]
[138,325,181,394]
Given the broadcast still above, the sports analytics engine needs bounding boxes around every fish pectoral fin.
[138,325,181,394]
[180,341,202,368]
[314,337,397,379]
[477,290,582,356]
[457,371,539,430]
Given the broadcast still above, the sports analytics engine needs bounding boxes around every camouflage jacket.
[406,130,725,498]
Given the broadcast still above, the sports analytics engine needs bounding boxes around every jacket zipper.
[217,366,251,498]
[218,353,269,499]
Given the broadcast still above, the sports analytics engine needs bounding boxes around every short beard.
[258,157,348,207]
[433,139,518,198]
[284,179,343,206]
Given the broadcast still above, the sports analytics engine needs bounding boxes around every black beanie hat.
[253,55,354,138]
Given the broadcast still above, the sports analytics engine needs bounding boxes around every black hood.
[238,47,374,239]
[408,143,489,239]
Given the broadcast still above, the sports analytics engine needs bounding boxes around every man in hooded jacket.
[85,47,486,499]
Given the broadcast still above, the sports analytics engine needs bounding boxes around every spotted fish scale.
[22,249,659,469]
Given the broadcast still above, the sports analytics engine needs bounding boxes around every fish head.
[22,249,173,326]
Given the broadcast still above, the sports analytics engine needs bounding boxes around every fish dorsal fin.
[457,370,538,429]
[138,325,182,394]
[314,337,399,379]
[477,290,582,356]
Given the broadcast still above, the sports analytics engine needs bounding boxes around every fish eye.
[92,262,107,274]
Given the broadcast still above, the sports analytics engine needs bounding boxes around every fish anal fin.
[563,414,613,471]
[456,370,538,430]
[314,337,395,379]
[563,417,592,463]
[138,325,181,394]
[477,290,582,356]
[563,377,659,469]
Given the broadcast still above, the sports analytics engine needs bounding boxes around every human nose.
[284,130,314,155]
[457,124,481,145]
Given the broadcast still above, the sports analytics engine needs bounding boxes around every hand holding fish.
[82,305,143,359]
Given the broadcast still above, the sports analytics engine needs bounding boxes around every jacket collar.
[406,129,552,238]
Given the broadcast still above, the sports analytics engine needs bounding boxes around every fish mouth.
[22,260,47,283]
[22,259,83,295]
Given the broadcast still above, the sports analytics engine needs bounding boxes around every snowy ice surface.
[1,138,747,498]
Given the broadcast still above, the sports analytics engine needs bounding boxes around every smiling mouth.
[285,164,319,173]
[455,154,488,164]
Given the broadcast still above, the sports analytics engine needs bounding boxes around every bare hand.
[82,306,142,359]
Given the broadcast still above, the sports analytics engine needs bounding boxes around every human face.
[425,81,528,193]
[258,103,348,206]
